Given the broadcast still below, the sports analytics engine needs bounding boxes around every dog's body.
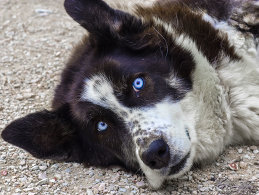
[2,0,259,188]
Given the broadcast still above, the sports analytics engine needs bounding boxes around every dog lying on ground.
[1,0,259,188]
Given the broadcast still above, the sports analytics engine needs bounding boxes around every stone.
[1,170,8,176]
[54,173,62,179]
[136,181,146,188]
[19,160,26,166]
[250,146,257,151]
[23,93,35,99]
[38,172,47,180]
[228,162,239,171]
[119,188,127,193]
[35,9,53,16]
[49,179,56,183]
[31,165,39,171]
[239,162,247,169]
[87,189,94,195]
[199,187,209,192]
[243,154,251,160]
[98,183,106,191]
[39,166,47,171]
[16,94,24,100]
[65,168,71,173]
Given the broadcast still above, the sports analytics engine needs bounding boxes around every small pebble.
[228,162,239,171]
[39,165,47,171]
[23,187,34,192]
[51,164,59,169]
[19,160,26,166]
[23,93,35,99]
[237,148,243,154]
[37,178,49,186]
[38,172,47,180]
[1,170,8,176]
[239,162,247,169]
[65,168,71,173]
[87,189,94,195]
[16,94,24,100]
[95,179,101,184]
[35,9,53,16]
[54,173,62,179]
[49,178,56,183]
[31,165,39,171]
[136,181,146,188]
[119,188,127,192]
[98,183,106,191]
[253,150,259,154]
[250,146,258,151]
[243,154,251,160]
[199,187,209,192]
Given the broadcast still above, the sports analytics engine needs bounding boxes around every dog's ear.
[64,0,142,37]
[1,105,83,162]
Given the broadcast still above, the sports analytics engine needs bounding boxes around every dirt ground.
[0,0,259,194]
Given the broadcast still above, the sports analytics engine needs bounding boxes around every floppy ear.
[1,105,83,162]
[64,0,142,37]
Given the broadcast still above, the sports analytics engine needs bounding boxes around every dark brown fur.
[137,2,240,63]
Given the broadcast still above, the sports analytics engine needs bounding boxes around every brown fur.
[136,2,240,63]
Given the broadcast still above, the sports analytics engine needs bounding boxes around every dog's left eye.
[133,78,145,91]
[97,121,108,131]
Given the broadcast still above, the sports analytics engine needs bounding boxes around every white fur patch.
[202,13,258,59]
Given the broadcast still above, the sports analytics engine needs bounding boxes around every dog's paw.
[229,0,259,35]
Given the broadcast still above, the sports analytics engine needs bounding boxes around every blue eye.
[97,121,108,131]
[133,78,145,90]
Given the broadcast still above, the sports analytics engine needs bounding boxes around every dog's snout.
[141,139,170,169]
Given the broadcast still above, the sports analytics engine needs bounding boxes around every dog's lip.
[169,152,190,175]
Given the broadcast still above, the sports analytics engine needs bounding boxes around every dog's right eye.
[97,121,108,132]
[132,77,145,91]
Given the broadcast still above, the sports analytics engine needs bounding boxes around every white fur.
[202,13,258,59]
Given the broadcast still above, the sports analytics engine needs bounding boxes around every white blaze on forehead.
[81,74,126,112]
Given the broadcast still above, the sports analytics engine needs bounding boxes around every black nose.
[141,139,170,169]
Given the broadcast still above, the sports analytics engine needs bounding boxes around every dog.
[1,0,259,189]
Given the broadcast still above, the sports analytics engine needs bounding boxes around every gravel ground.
[0,0,259,194]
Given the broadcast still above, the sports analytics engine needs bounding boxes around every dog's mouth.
[169,152,190,175]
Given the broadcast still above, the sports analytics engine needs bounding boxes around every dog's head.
[2,0,198,188]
